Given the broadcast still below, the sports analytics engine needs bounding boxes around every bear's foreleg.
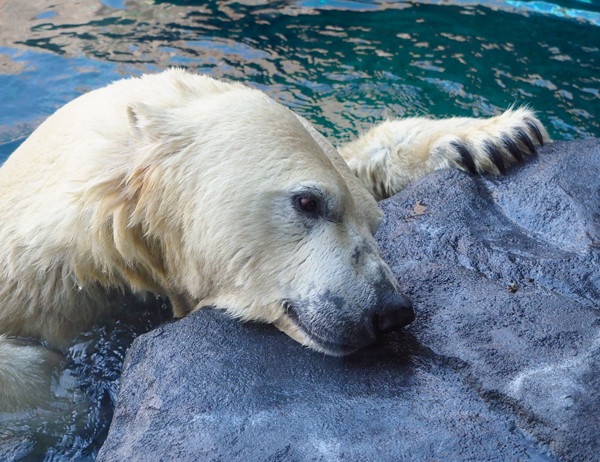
[0,336,64,410]
[338,107,549,200]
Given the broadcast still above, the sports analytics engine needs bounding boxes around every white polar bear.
[0,69,548,410]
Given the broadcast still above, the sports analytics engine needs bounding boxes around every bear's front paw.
[435,107,550,176]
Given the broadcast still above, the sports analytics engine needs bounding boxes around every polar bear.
[0,69,548,410]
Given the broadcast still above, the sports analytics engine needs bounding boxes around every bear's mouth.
[283,300,365,357]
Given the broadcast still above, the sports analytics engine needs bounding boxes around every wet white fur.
[0,335,64,410]
[0,69,547,410]
[339,107,550,200]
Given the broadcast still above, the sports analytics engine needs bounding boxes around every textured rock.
[376,138,600,461]
[98,139,599,462]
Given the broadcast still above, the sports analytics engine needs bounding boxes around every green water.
[0,0,598,460]
[1,0,599,158]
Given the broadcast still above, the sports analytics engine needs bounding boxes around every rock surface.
[98,139,599,462]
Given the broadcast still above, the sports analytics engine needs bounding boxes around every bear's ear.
[127,102,165,143]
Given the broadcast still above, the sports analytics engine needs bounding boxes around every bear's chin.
[275,304,367,357]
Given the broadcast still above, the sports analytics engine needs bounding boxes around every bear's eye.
[299,196,318,213]
[293,192,323,219]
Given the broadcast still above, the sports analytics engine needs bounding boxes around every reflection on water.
[1,0,599,159]
[0,0,599,459]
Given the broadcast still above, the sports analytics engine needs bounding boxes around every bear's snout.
[371,291,414,337]
[282,282,415,356]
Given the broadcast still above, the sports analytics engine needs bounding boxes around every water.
[0,298,171,461]
[0,0,598,459]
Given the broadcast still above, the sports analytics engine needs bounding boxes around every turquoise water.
[0,0,599,459]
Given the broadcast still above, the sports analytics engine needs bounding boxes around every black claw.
[451,141,477,174]
[516,128,537,155]
[502,135,524,163]
[484,141,506,174]
[526,119,545,145]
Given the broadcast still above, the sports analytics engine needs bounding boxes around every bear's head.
[119,72,414,356]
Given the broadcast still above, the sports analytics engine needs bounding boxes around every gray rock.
[98,139,599,462]
[377,138,600,462]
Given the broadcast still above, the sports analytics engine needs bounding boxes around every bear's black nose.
[372,292,414,336]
